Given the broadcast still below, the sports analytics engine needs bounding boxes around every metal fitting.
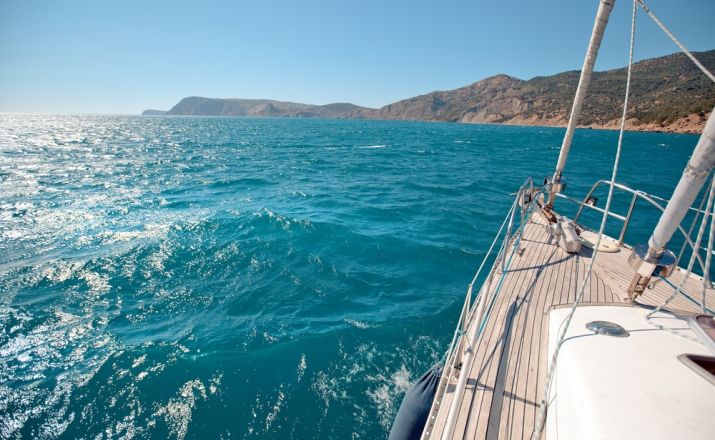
[628,244,676,278]
[544,176,567,194]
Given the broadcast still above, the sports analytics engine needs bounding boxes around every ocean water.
[0,115,702,439]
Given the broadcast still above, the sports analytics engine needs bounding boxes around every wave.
[0,308,117,439]
[403,181,462,196]
[345,318,372,329]
[206,177,273,189]
[308,334,442,437]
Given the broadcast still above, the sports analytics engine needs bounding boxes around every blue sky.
[1,0,713,114]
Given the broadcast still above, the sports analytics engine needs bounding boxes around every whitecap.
[153,379,207,440]
[345,319,371,329]
[78,269,110,295]
[209,373,222,395]
[264,384,285,431]
[100,223,170,244]
[297,354,307,382]
[366,365,412,430]
[2,230,24,240]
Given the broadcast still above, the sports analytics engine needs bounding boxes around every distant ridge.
[141,109,167,116]
[143,50,715,133]
[144,97,372,119]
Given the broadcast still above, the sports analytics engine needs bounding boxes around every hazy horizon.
[2,0,714,114]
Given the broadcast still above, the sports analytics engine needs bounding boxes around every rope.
[649,191,712,217]
[438,187,543,440]
[531,1,637,438]
[637,0,715,84]
[448,186,542,365]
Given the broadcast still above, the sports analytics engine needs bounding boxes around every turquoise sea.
[0,115,702,439]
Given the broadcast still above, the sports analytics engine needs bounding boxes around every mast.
[547,0,615,208]
[628,106,715,297]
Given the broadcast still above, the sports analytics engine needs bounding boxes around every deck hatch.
[678,354,715,386]
[586,320,630,337]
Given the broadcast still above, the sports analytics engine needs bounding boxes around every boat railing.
[454,177,537,364]
[425,177,542,439]
[427,177,712,439]
[445,178,713,378]
[555,179,711,274]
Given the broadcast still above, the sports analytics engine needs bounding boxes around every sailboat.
[390,0,715,439]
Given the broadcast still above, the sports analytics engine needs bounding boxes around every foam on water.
[0,114,701,438]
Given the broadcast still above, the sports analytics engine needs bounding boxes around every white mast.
[547,0,615,207]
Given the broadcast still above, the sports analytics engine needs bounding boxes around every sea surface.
[0,115,703,439]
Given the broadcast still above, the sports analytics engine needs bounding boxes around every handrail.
[556,192,627,222]
[439,177,535,386]
[425,177,542,440]
[425,176,713,440]
[557,179,709,273]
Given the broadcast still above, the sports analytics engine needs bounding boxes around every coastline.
[480,111,710,134]
[134,112,707,135]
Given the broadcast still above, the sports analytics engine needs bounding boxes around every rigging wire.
[530,1,638,438]
[646,174,715,328]
[656,273,715,315]
[676,186,708,265]
[637,0,715,84]
[700,178,715,312]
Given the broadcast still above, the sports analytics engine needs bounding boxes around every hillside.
[141,109,167,116]
[361,50,715,132]
[146,97,373,119]
[143,50,715,133]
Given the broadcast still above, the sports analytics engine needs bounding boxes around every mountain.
[141,109,168,116]
[143,50,715,133]
[294,103,369,119]
[155,97,373,119]
[364,50,715,133]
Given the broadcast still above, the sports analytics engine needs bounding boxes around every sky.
[1,0,713,114]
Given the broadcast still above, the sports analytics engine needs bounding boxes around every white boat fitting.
[389,0,715,439]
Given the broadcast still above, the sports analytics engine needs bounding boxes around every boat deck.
[424,210,715,440]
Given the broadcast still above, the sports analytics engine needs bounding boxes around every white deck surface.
[546,305,715,440]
